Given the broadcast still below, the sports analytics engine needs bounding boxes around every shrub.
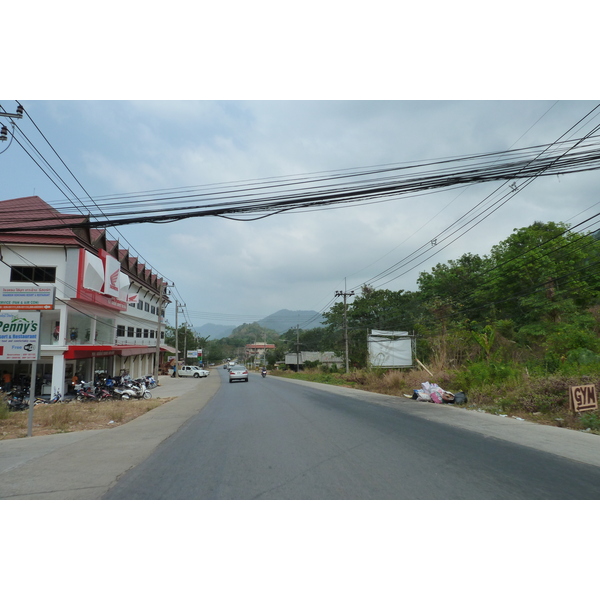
[578,411,600,431]
[0,398,10,420]
[453,361,523,390]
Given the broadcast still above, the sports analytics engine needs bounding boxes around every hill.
[257,309,324,333]
[193,323,235,339]
[194,309,324,339]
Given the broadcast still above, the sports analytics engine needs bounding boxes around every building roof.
[0,196,88,246]
[0,196,167,294]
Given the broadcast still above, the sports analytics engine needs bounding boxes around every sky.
[2,99,600,331]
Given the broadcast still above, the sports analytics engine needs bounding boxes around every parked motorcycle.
[6,387,29,411]
[143,374,158,389]
[95,386,113,401]
[113,380,151,400]
[76,382,98,402]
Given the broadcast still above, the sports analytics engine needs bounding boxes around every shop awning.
[64,344,159,360]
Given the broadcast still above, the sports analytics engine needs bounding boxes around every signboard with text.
[0,286,55,310]
[569,384,598,413]
[0,311,41,360]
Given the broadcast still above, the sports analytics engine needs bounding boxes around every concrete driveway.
[0,373,220,500]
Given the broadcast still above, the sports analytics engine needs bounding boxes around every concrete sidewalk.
[0,373,220,500]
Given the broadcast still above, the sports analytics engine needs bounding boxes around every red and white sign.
[77,249,127,311]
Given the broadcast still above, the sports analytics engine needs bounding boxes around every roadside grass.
[0,396,173,439]
[272,367,600,433]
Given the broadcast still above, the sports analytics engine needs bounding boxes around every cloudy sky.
[2,5,598,332]
[2,99,600,329]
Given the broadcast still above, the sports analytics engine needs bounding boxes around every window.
[136,328,142,338]
[150,330,155,339]
[10,266,56,283]
[144,302,150,312]
[143,329,149,338]
[116,325,125,337]
[151,305,156,314]
[127,326,134,337]
[161,331,165,339]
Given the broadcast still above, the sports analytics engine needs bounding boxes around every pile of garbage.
[408,381,467,405]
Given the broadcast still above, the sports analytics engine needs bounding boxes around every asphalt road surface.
[104,369,600,500]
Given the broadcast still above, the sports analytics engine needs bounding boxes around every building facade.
[245,342,276,366]
[0,196,173,396]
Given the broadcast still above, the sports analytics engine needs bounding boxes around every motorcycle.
[113,380,151,400]
[6,387,29,411]
[261,369,267,378]
[76,382,98,402]
[143,374,158,389]
[95,386,113,401]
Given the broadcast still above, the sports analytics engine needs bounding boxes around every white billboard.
[0,311,41,360]
[368,331,414,368]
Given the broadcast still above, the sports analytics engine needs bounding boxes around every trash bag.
[453,391,467,405]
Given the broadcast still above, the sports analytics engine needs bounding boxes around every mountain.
[193,323,235,339]
[194,309,324,340]
[257,309,324,334]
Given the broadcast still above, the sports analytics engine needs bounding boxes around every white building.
[0,196,174,396]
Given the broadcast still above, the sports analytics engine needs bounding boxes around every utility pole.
[174,300,186,377]
[0,104,23,143]
[296,324,300,372]
[335,289,355,373]
[154,280,167,379]
[174,299,179,377]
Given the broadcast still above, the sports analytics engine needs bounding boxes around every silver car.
[228,365,249,383]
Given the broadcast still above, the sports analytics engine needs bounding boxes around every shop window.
[10,266,56,283]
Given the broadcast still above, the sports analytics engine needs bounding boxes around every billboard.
[0,311,41,360]
[368,330,414,368]
[0,286,55,310]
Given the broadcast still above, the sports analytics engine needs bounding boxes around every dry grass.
[0,397,175,440]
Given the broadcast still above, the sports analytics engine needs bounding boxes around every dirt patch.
[0,397,175,440]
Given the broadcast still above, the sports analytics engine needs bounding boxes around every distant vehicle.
[229,365,249,383]
[178,365,209,378]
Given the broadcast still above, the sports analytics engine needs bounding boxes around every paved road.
[104,369,600,500]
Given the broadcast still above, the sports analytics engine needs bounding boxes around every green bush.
[0,401,10,420]
[453,361,523,390]
[579,411,600,431]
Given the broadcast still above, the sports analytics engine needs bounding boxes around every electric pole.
[335,289,355,373]
[154,280,168,379]
[174,299,186,377]
[296,324,300,372]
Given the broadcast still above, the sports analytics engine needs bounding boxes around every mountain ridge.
[194,309,324,339]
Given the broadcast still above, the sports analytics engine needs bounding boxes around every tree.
[479,221,600,328]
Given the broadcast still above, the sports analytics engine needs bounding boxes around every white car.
[177,365,209,378]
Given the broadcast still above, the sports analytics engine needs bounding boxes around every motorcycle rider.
[261,367,267,377]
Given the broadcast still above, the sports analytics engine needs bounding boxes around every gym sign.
[0,311,41,360]
[569,384,598,413]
